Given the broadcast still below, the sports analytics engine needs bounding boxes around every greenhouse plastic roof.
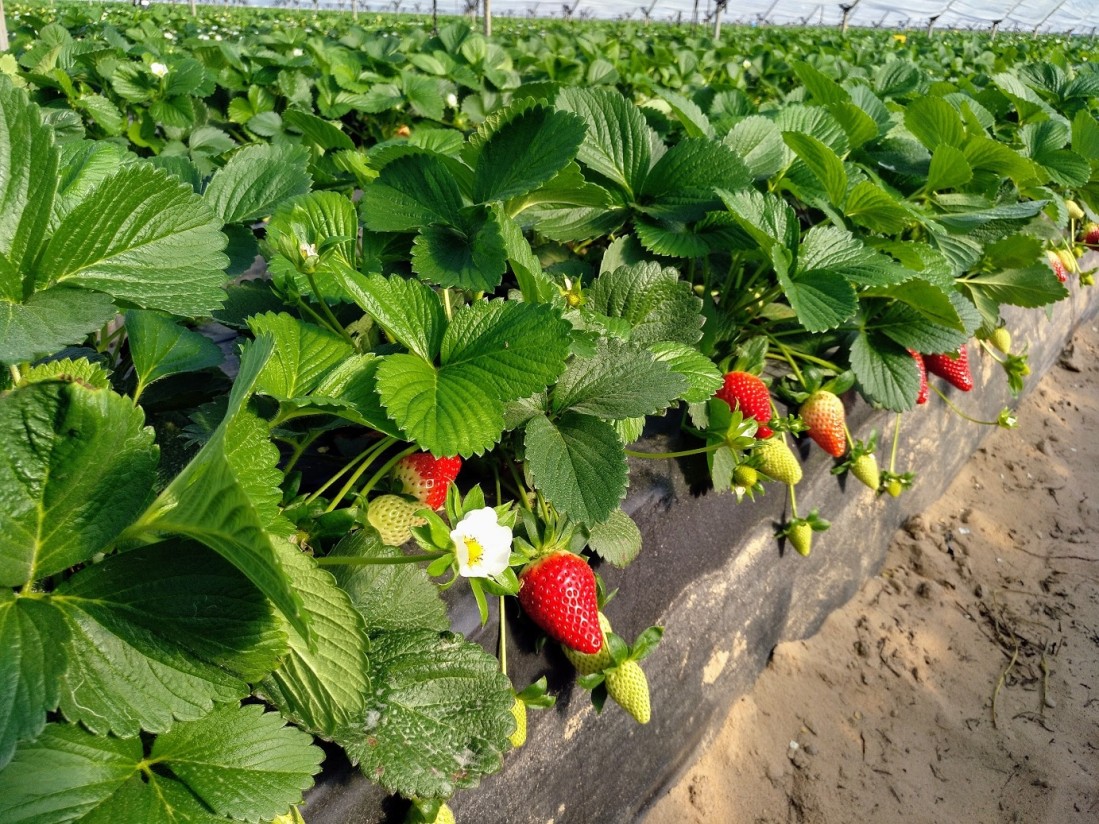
[417,0,1099,33]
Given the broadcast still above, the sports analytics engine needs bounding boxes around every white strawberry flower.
[292,48,304,57]
[446,92,458,108]
[150,62,169,78]
[742,59,752,70]
[451,507,512,578]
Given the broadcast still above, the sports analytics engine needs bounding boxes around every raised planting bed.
[300,274,1097,824]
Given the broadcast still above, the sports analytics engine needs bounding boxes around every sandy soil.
[646,322,1099,824]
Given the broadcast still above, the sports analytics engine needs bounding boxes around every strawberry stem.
[314,550,447,567]
[340,442,421,511]
[625,442,723,459]
[506,459,532,511]
[770,341,805,387]
[304,436,393,507]
[788,482,799,520]
[929,384,1002,425]
[889,412,902,474]
[499,596,508,676]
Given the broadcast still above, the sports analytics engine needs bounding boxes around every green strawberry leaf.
[125,336,307,638]
[844,182,911,235]
[342,629,514,799]
[586,508,642,568]
[782,132,848,207]
[257,539,370,740]
[586,260,704,346]
[849,331,919,412]
[359,152,465,233]
[773,245,856,333]
[247,312,354,400]
[327,529,449,634]
[657,88,716,139]
[54,541,286,737]
[925,144,973,192]
[0,703,320,824]
[639,138,751,221]
[0,591,69,770]
[961,264,1069,309]
[378,301,571,456]
[0,86,58,287]
[472,104,587,203]
[557,87,654,198]
[330,270,445,362]
[411,206,507,291]
[717,188,800,255]
[0,287,116,364]
[290,353,402,437]
[266,191,361,304]
[0,380,158,587]
[551,338,687,419]
[495,206,559,303]
[724,115,785,180]
[35,164,229,316]
[650,341,724,403]
[151,703,321,821]
[524,412,627,526]
[377,354,505,457]
[203,143,312,224]
[904,97,966,151]
[1071,108,1099,161]
[125,310,224,397]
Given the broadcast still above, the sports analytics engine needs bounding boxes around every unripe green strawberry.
[367,494,426,546]
[788,522,812,556]
[1066,199,1085,220]
[886,479,903,498]
[756,438,802,485]
[606,659,651,724]
[733,465,758,488]
[989,327,1011,354]
[509,695,527,748]
[850,453,880,491]
[800,390,847,457]
[562,613,613,675]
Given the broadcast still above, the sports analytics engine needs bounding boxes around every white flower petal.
[451,507,512,578]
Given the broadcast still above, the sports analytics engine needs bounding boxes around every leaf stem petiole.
[314,551,447,567]
[625,442,722,459]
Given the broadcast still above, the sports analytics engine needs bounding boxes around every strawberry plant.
[2,9,1098,822]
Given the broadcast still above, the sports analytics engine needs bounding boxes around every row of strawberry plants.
[2,10,1099,824]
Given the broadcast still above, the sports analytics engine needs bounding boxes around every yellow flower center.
[463,537,484,566]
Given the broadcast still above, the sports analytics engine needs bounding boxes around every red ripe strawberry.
[1046,250,1068,283]
[908,349,929,405]
[392,453,462,510]
[715,371,773,438]
[1083,222,1099,246]
[925,346,973,392]
[518,551,602,654]
[799,390,847,457]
